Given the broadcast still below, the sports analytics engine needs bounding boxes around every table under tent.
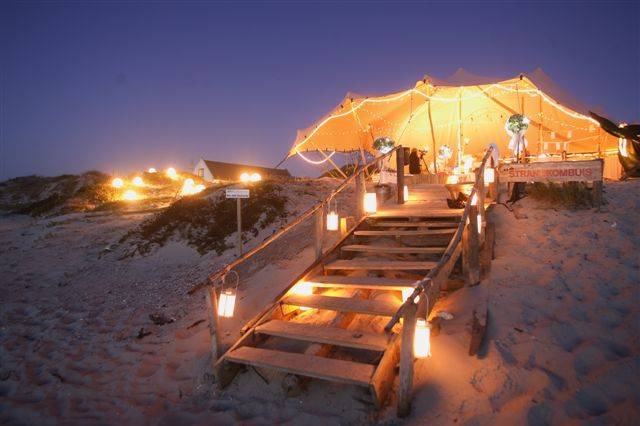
[286,68,622,182]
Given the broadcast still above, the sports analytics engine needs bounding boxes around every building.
[193,158,291,182]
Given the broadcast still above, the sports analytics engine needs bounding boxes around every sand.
[1,179,638,425]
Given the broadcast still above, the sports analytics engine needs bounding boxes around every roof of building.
[201,159,291,179]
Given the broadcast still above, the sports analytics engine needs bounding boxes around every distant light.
[123,190,138,201]
[240,172,251,182]
[111,177,124,188]
[184,178,194,186]
[148,167,157,173]
[484,168,495,184]
[166,167,178,180]
[446,174,459,185]
[132,176,144,186]
[180,178,205,196]
[250,172,262,182]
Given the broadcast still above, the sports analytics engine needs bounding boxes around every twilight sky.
[1,1,638,179]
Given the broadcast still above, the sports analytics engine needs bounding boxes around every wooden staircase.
[214,183,465,407]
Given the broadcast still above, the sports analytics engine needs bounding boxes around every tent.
[288,68,618,172]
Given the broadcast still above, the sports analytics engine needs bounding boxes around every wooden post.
[236,198,242,257]
[477,174,485,242]
[463,206,480,286]
[356,171,365,220]
[396,146,405,204]
[205,286,221,362]
[314,203,324,260]
[593,179,603,207]
[397,302,417,417]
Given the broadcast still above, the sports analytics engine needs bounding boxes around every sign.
[498,159,603,183]
[226,189,250,199]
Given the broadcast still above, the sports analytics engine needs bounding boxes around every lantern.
[217,271,239,318]
[291,281,313,311]
[111,177,124,188]
[414,318,431,358]
[484,168,495,184]
[403,185,409,201]
[217,289,236,318]
[327,211,339,231]
[364,193,377,214]
[132,176,144,186]
[470,193,478,206]
[477,213,482,234]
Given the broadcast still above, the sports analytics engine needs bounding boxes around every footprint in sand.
[136,361,160,378]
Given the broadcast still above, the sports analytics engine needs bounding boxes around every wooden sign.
[498,159,603,183]
[226,189,250,199]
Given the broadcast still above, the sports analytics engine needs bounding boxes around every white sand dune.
[1,179,638,425]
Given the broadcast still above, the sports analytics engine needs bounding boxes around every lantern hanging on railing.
[414,318,431,358]
[403,185,409,201]
[326,199,339,231]
[364,193,377,214]
[484,167,495,184]
[217,270,239,318]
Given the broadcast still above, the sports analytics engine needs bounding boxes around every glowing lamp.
[401,288,420,303]
[195,184,206,193]
[240,172,251,182]
[477,213,482,234]
[184,178,194,186]
[166,167,178,180]
[470,193,478,206]
[123,190,138,201]
[326,211,339,231]
[364,193,377,214]
[403,185,409,200]
[291,281,313,311]
[148,167,157,173]
[446,174,459,185]
[132,176,144,186]
[250,173,262,182]
[111,177,124,188]
[217,289,236,318]
[463,155,474,173]
[414,318,431,358]
[484,168,495,184]
[619,138,629,158]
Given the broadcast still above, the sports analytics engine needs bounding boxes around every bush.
[526,182,598,209]
[121,181,288,255]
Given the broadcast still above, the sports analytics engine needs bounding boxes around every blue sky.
[1,1,638,179]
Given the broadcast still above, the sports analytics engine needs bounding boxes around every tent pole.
[427,97,438,174]
[538,93,543,155]
[320,150,348,179]
[457,87,462,169]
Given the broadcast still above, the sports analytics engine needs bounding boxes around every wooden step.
[372,208,463,219]
[372,221,458,228]
[354,229,454,237]
[225,346,374,386]
[282,294,400,316]
[256,320,390,351]
[341,244,446,254]
[305,275,416,291]
[325,259,438,271]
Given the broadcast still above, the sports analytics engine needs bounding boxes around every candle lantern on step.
[403,185,409,201]
[364,193,377,214]
[217,270,239,318]
[291,281,313,311]
[326,199,339,231]
[414,318,431,358]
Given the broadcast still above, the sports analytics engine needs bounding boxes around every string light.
[111,177,124,188]
[292,78,600,154]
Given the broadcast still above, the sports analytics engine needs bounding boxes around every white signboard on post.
[226,189,250,199]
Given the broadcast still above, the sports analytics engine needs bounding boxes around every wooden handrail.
[188,146,401,294]
[384,146,494,331]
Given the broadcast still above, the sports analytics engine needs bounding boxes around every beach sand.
[1,179,638,425]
